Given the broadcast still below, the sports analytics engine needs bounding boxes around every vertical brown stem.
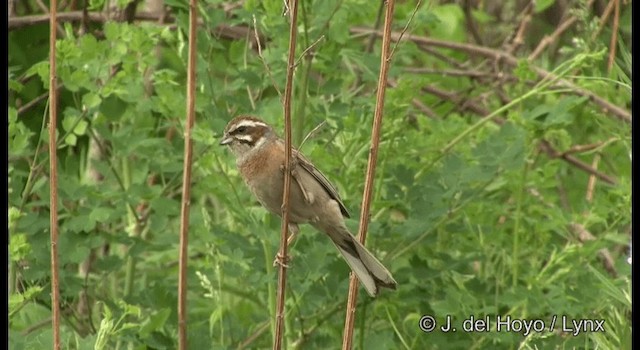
[274,0,299,349]
[177,0,198,348]
[342,1,395,349]
[48,0,61,348]
[607,0,619,73]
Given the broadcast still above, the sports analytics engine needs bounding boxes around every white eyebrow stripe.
[236,134,254,142]
[233,119,268,131]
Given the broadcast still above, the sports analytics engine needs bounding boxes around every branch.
[568,223,618,277]
[342,1,395,349]
[418,83,618,186]
[349,27,631,123]
[9,11,262,48]
[530,0,595,60]
[607,0,620,73]
[462,0,482,45]
[17,84,62,115]
[404,67,516,80]
[539,140,617,185]
[504,0,535,54]
[177,0,199,348]
[388,0,422,61]
[252,15,282,97]
[422,85,491,117]
[591,0,616,41]
[48,0,61,348]
[585,153,601,202]
[274,0,299,349]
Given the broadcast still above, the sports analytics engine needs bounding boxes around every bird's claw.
[273,253,291,268]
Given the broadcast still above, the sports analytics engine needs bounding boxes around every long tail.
[327,228,397,297]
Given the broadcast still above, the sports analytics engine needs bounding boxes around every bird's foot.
[273,253,291,268]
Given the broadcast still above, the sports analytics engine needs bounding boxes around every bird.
[219,115,397,297]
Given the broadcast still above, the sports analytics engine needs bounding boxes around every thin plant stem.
[48,0,61,347]
[177,0,198,348]
[342,1,395,349]
[512,157,531,287]
[274,0,299,349]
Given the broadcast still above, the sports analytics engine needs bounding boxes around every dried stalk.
[607,0,620,73]
[274,0,299,349]
[48,0,61,348]
[177,0,198,348]
[539,140,617,185]
[342,1,395,349]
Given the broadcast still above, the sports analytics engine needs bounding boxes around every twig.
[35,0,65,37]
[585,154,601,202]
[365,1,385,54]
[568,223,618,277]
[462,0,482,45]
[274,0,299,349]
[294,35,325,67]
[529,0,596,60]
[420,84,508,124]
[388,0,422,61]
[48,0,61,348]
[504,0,535,54]
[252,15,282,98]
[607,0,620,73]
[404,67,515,80]
[422,85,491,117]
[21,317,54,336]
[591,0,616,41]
[342,1,395,349]
[539,140,617,185]
[17,84,62,115]
[350,27,631,123]
[10,11,257,46]
[555,174,572,212]
[86,128,141,223]
[177,0,198,348]
[559,138,618,156]
[421,83,618,185]
[297,121,326,150]
[236,320,271,350]
[387,79,438,118]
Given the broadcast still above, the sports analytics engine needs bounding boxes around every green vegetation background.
[8,0,631,349]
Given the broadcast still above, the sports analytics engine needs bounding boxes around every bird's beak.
[219,135,233,146]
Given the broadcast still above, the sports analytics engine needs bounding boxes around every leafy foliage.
[9,0,630,349]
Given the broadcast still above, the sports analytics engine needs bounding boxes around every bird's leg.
[273,223,299,267]
[286,223,299,246]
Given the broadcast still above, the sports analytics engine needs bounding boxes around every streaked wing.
[293,149,350,218]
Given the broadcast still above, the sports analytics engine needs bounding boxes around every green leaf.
[9,233,32,261]
[65,133,78,146]
[9,79,23,92]
[24,61,50,86]
[83,92,102,109]
[90,207,115,223]
[535,0,556,13]
[74,119,89,135]
[139,308,171,338]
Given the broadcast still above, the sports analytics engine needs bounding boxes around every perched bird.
[220,115,397,297]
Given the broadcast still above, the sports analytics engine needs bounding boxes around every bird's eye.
[236,126,247,133]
